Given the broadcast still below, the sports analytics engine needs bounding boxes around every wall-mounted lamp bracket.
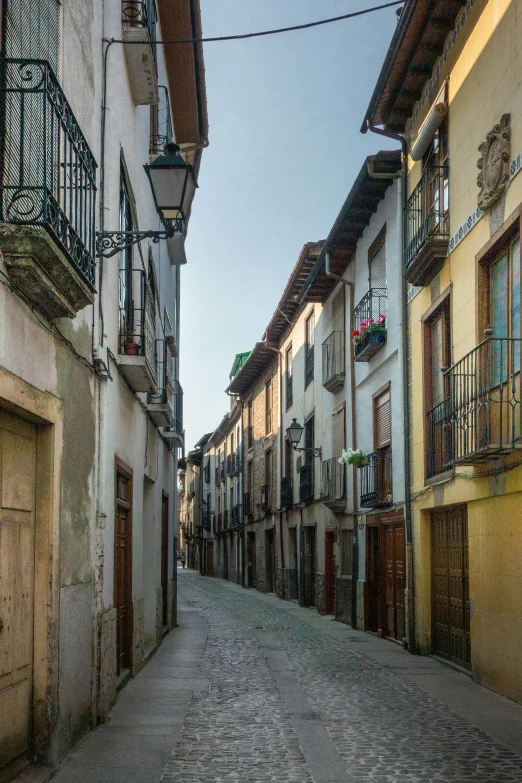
[96,219,183,257]
[292,445,322,459]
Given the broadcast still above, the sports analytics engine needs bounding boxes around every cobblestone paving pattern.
[163,572,522,783]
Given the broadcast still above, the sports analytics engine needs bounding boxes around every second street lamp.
[286,418,321,458]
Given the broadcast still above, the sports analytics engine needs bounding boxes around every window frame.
[305,310,315,388]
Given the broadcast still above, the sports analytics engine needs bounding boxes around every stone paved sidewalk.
[50,569,522,783]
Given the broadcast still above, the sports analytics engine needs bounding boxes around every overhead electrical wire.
[109,1,405,45]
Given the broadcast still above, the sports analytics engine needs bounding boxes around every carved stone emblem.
[477,114,511,210]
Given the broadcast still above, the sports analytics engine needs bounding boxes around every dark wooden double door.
[366,514,405,642]
[431,505,470,668]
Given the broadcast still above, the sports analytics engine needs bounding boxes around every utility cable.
[110,1,405,45]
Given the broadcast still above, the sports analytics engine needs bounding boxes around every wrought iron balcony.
[426,337,522,472]
[243,492,253,520]
[146,339,174,427]
[305,347,314,387]
[0,59,97,320]
[230,504,242,530]
[353,289,387,362]
[202,510,211,532]
[215,467,220,486]
[261,484,272,513]
[232,448,242,476]
[281,476,293,510]
[118,269,157,392]
[220,462,226,483]
[163,380,183,447]
[299,463,314,504]
[322,331,345,392]
[286,373,293,410]
[321,458,346,513]
[227,454,233,476]
[149,85,173,157]
[404,165,449,286]
[217,512,223,532]
[121,0,158,105]
[359,449,392,508]
[223,510,229,530]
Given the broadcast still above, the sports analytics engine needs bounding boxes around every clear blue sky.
[181,1,399,451]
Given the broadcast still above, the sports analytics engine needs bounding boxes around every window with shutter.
[374,389,391,450]
[332,406,346,459]
[369,228,387,291]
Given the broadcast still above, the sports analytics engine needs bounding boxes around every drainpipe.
[324,252,358,627]
[366,121,415,651]
[264,340,285,598]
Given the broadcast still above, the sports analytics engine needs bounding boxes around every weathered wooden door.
[161,494,169,627]
[206,541,214,576]
[0,412,37,774]
[324,530,336,615]
[303,526,316,607]
[115,466,133,675]
[384,521,406,642]
[431,505,470,668]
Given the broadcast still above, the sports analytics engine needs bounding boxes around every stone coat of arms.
[477,114,511,209]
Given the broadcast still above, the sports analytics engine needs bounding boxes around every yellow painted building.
[363,0,522,702]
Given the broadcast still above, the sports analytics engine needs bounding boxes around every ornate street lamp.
[144,143,198,222]
[286,418,321,458]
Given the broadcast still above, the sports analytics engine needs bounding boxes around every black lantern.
[287,418,304,447]
[144,143,198,221]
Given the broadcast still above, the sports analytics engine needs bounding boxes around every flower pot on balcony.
[123,339,140,355]
[354,329,387,362]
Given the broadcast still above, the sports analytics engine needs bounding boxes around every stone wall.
[315,573,325,615]
[132,596,145,676]
[155,586,163,646]
[335,577,353,626]
[276,567,285,599]
[97,607,117,723]
[168,579,176,629]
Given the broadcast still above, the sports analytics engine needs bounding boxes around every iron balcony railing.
[261,484,272,512]
[232,447,242,475]
[321,458,345,504]
[426,337,522,472]
[0,59,97,288]
[217,512,223,532]
[202,510,211,532]
[150,85,172,157]
[353,289,387,360]
[230,504,242,530]
[171,380,183,437]
[286,373,293,410]
[299,463,314,503]
[215,466,220,486]
[227,454,233,476]
[305,347,314,387]
[122,0,157,62]
[119,269,156,379]
[223,510,229,530]
[404,165,449,271]
[243,492,253,519]
[147,338,174,414]
[359,449,392,508]
[220,462,226,483]
[322,331,345,389]
[280,476,293,509]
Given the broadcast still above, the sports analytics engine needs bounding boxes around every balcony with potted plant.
[118,270,157,392]
[353,288,387,362]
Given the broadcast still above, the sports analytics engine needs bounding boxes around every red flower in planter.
[352,329,360,337]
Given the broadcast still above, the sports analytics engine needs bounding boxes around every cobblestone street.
[164,571,522,783]
[51,569,522,783]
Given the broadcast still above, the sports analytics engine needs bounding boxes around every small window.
[305,312,315,387]
[265,378,272,434]
[285,345,293,410]
[374,389,391,450]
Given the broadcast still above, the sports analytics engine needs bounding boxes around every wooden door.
[115,465,133,675]
[324,530,336,615]
[0,411,37,773]
[247,532,256,588]
[431,506,470,668]
[303,527,316,607]
[384,521,405,641]
[161,494,168,628]
[206,541,214,576]
[265,529,276,593]
[365,524,379,632]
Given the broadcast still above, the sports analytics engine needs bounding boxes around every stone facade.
[132,596,145,677]
[97,608,117,723]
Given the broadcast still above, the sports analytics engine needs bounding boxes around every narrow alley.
[52,569,522,783]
